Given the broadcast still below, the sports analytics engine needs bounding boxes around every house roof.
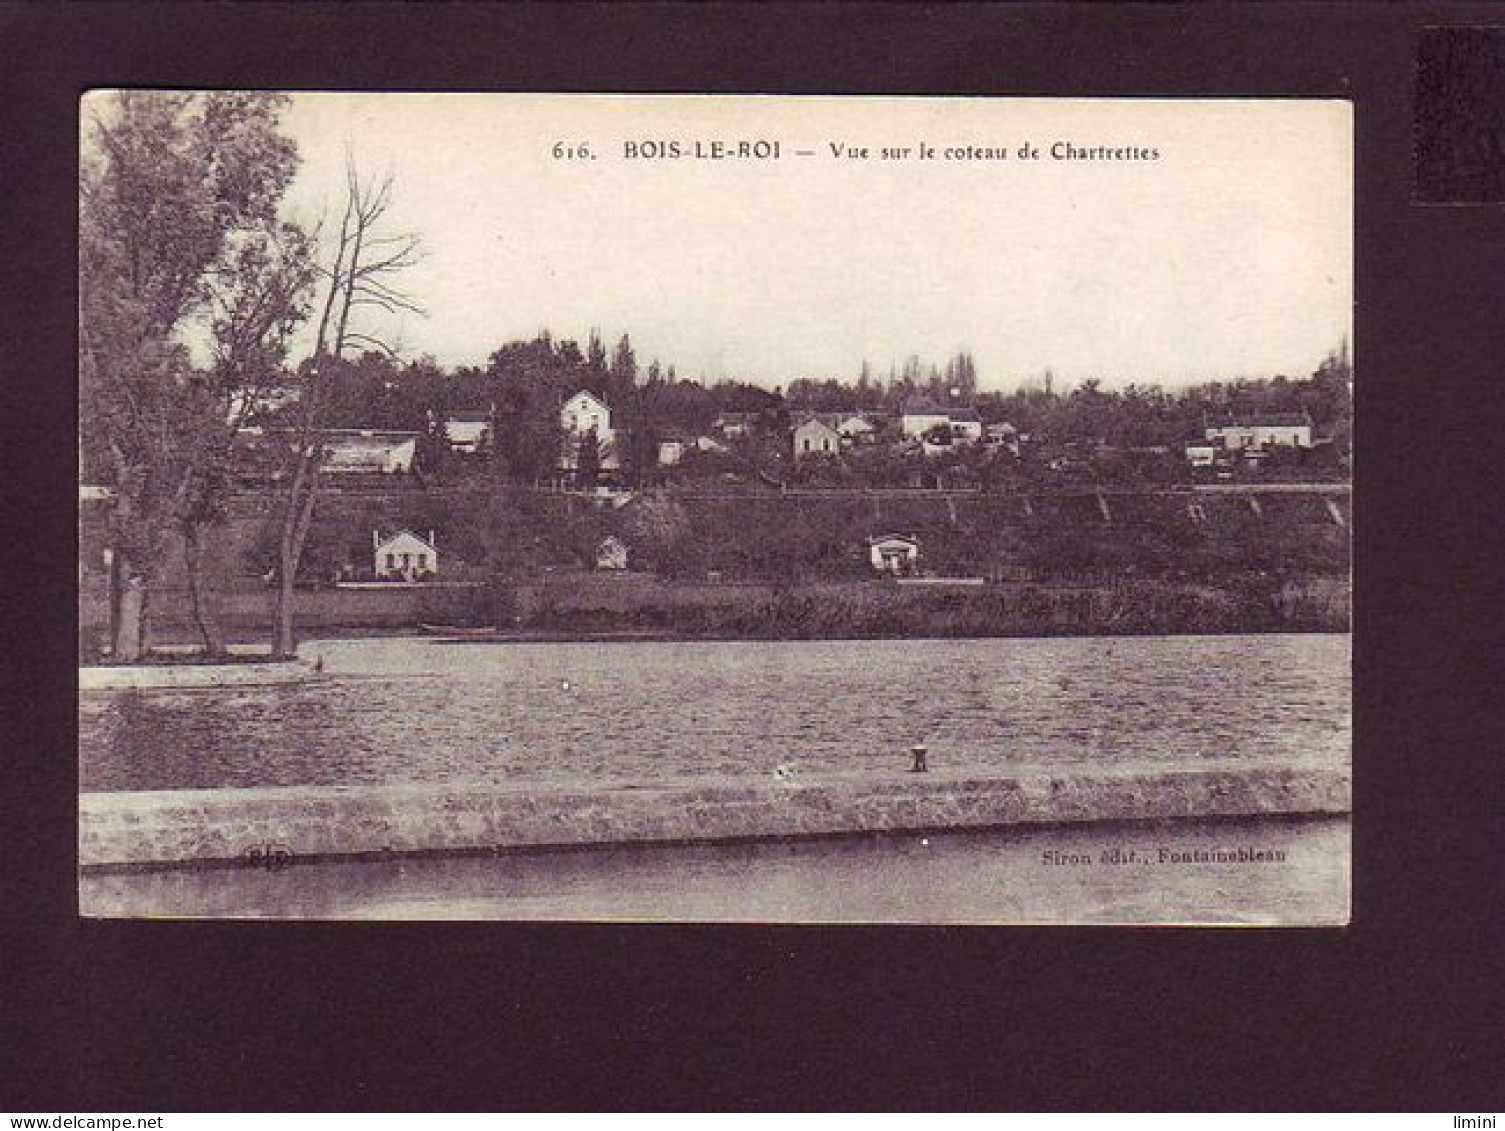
[902,399,980,421]
[901,399,949,416]
[867,532,921,546]
[445,409,492,422]
[564,389,610,410]
[375,528,436,552]
[325,433,415,454]
[1205,412,1312,428]
[793,415,842,434]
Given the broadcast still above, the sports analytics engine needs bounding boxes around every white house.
[947,407,984,443]
[595,535,629,571]
[793,417,842,458]
[323,431,419,474]
[712,412,757,439]
[373,529,438,581]
[900,401,952,439]
[1204,412,1313,450]
[867,533,921,575]
[901,400,984,442]
[657,438,685,466]
[1185,444,1219,468]
[983,421,1021,454]
[562,389,612,437]
[836,414,878,443]
[559,390,621,474]
[443,409,492,454]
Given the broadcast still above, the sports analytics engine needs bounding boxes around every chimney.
[428,530,435,547]
[373,529,380,552]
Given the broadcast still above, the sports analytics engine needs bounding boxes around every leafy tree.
[80,91,310,659]
[789,451,854,488]
[610,333,637,388]
[586,329,608,376]
[575,427,602,490]
[484,335,572,483]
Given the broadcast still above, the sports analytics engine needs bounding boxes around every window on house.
[418,553,428,570]
[386,553,396,569]
[401,552,411,568]
[803,438,811,452]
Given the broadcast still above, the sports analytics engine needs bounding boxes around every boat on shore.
[418,623,500,637]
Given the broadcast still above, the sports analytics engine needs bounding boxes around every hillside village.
[81,334,1352,602]
[227,335,1350,503]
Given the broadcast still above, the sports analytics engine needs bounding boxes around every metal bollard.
[910,744,929,773]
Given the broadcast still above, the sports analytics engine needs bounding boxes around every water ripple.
[80,634,1351,792]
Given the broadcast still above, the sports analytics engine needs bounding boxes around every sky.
[275,93,1353,392]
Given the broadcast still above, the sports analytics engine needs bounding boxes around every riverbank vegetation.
[506,578,1349,640]
[79,574,1349,661]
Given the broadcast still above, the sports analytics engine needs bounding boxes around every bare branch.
[342,331,401,358]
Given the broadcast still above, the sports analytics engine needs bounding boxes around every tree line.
[81,92,421,661]
[258,336,1351,493]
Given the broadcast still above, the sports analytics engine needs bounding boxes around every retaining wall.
[79,660,315,692]
[79,761,1351,870]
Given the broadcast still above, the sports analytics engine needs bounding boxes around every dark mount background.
[5,2,1503,1113]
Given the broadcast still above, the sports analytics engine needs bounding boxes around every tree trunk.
[273,467,319,658]
[183,523,227,657]
[273,556,297,659]
[112,558,149,662]
[106,546,123,658]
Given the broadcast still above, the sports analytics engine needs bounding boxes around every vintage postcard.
[78,94,1352,923]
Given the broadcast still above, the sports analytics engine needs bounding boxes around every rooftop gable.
[793,416,841,436]
[901,399,949,417]
[564,389,610,413]
[374,528,436,553]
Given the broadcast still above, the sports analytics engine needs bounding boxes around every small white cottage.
[867,533,921,575]
[373,529,438,581]
[323,431,419,474]
[558,390,621,474]
[793,417,841,459]
[443,409,492,454]
[595,535,629,571]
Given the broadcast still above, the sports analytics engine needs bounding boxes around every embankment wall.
[80,761,1351,870]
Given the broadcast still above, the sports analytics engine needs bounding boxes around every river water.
[80,633,1349,792]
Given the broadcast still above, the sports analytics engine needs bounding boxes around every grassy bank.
[516,576,1349,639]
[80,575,1349,656]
